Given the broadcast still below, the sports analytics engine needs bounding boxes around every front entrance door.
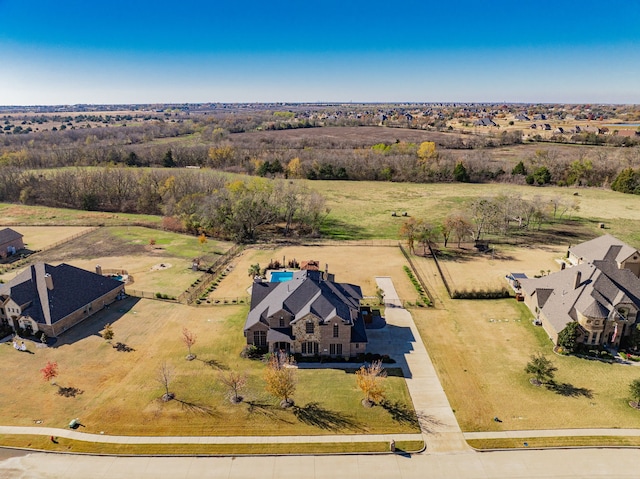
[273,342,290,354]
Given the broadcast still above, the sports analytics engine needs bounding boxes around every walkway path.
[0,425,419,445]
[374,276,469,453]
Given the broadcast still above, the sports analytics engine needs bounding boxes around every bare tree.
[219,370,248,404]
[156,362,175,401]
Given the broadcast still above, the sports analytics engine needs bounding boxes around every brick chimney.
[96,265,102,276]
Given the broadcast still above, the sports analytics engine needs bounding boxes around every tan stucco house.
[0,228,24,259]
[0,263,124,338]
[244,270,367,359]
[520,235,640,347]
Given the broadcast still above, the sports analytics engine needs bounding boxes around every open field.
[0,203,162,227]
[0,227,234,297]
[302,180,640,243]
[410,251,640,432]
[0,298,419,437]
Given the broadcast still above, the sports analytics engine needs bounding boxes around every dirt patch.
[151,263,172,271]
[33,229,145,263]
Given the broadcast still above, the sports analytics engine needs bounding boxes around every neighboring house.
[0,228,24,259]
[520,235,640,347]
[474,117,496,127]
[0,263,124,338]
[567,234,640,276]
[515,114,530,121]
[244,269,367,358]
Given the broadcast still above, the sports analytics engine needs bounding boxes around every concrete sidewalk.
[0,425,421,445]
[374,276,469,453]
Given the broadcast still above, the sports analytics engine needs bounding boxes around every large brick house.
[244,270,367,358]
[0,228,24,259]
[520,235,640,347]
[0,263,124,338]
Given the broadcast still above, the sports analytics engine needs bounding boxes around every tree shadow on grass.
[380,400,420,428]
[199,358,229,370]
[245,400,295,424]
[293,402,364,432]
[546,381,593,398]
[175,398,217,416]
[57,386,84,398]
[320,218,370,241]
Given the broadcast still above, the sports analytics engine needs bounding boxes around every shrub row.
[154,292,176,300]
[451,287,511,300]
[402,266,431,306]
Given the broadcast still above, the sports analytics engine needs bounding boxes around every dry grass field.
[207,244,418,303]
[303,180,640,243]
[410,251,640,433]
[6,226,94,251]
[0,203,162,227]
[434,244,565,292]
[0,298,418,437]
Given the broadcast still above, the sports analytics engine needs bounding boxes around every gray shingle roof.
[0,262,123,325]
[569,234,639,265]
[245,270,365,342]
[0,228,23,245]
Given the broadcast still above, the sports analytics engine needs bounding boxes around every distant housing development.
[0,263,124,337]
[520,235,640,347]
[244,269,367,358]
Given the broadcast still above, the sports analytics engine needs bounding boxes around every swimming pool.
[270,271,294,282]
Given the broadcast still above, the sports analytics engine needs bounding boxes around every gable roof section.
[569,234,639,265]
[0,263,123,325]
[0,228,23,245]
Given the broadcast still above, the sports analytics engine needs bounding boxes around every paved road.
[3,448,640,478]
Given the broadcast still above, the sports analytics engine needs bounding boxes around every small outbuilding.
[0,228,24,259]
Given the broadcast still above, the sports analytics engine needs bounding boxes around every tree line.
[0,167,328,242]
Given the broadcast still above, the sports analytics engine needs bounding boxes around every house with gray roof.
[567,234,640,276]
[0,262,124,338]
[244,270,367,358]
[520,235,640,347]
[0,228,24,259]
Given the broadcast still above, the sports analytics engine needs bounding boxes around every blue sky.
[1,0,639,105]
